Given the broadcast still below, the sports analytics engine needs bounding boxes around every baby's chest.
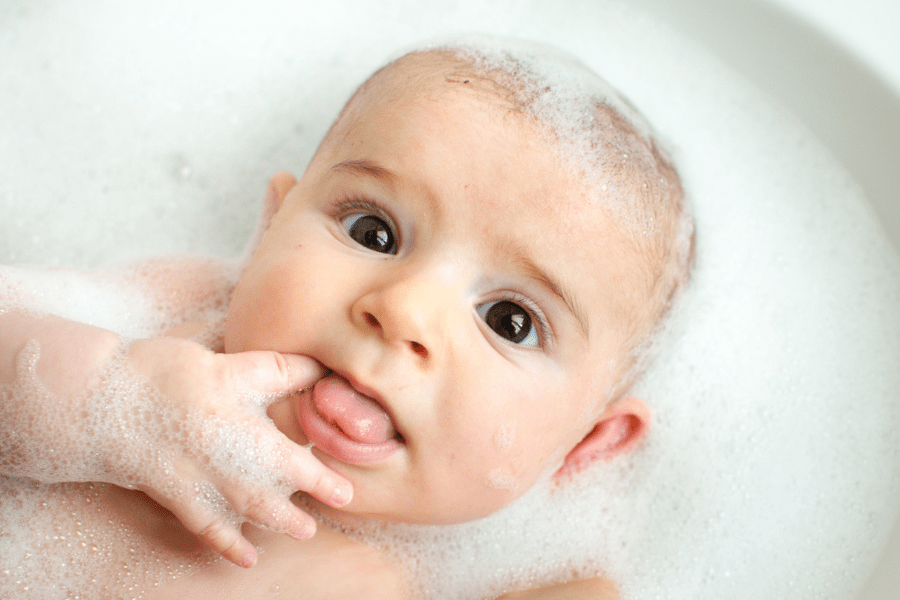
[149,523,408,600]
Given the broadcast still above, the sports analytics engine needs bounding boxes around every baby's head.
[224,38,693,525]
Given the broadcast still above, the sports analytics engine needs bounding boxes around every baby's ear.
[554,396,651,480]
[241,172,297,259]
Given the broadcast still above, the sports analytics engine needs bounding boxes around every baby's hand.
[121,337,352,568]
[0,318,351,568]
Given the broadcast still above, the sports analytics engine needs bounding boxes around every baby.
[0,37,693,599]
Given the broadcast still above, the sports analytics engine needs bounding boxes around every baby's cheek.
[483,421,521,492]
[229,268,306,352]
[484,466,520,492]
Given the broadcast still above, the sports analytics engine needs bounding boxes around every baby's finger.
[286,444,354,508]
[196,517,258,568]
[226,351,327,396]
[141,486,258,568]
[234,492,318,541]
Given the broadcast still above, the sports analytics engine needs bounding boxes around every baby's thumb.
[226,351,327,397]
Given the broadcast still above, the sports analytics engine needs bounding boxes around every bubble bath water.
[2,1,900,599]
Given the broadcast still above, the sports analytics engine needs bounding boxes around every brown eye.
[342,214,397,255]
[477,300,539,346]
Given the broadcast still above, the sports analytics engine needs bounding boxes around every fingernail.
[240,550,257,568]
[291,518,316,541]
[330,484,353,507]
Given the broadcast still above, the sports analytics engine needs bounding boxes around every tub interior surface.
[1,1,899,599]
[634,0,900,250]
[632,3,900,598]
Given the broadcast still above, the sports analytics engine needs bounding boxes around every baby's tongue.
[313,374,396,444]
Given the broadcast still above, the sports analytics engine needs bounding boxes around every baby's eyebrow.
[330,158,442,215]
[331,159,398,188]
[505,245,590,339]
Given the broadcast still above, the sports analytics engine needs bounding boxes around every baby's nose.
[352,275,451,361]
[361,309,430,359]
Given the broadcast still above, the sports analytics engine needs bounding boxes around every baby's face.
[225,76,639,524]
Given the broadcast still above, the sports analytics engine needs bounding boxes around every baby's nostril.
[365,312,380,329]
[410,341,428,359]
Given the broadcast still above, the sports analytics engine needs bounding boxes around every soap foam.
[421,34,696,303]
[0,478,212,600]
[2,1,900,600]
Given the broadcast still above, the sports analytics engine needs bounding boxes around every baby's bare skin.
[3,469,615,600]
[147,506,408,600]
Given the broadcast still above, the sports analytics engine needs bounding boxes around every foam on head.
[324,35,695,392]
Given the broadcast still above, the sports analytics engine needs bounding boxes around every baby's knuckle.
[238,492,271,518]
[309,466,330,493]
[211,355,233,383]
[270,352,291,386]
[197,518,235,550]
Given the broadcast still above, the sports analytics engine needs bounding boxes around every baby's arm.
[0,264,352,569]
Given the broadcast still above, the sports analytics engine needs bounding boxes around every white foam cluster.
[424,35,679,237]
[0,257,239,343]
[2,2,900,600]
[422,34,654,137]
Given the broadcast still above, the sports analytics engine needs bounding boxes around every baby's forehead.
[353,52,522,122]
[367,54,659,203]
[339,54,649,276]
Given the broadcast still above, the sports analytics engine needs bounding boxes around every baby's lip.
[297,368,404,464]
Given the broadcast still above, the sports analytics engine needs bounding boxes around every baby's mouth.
[315,373,398,443]
[297,372,403,464]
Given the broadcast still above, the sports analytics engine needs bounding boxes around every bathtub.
[1,0,898,598]
[632,2,900,599]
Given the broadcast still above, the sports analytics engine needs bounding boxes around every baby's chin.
[291,492,395,534]
[300,482,528,530]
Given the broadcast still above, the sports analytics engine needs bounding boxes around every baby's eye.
[476,300,540,347]
[341,213,397,255]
